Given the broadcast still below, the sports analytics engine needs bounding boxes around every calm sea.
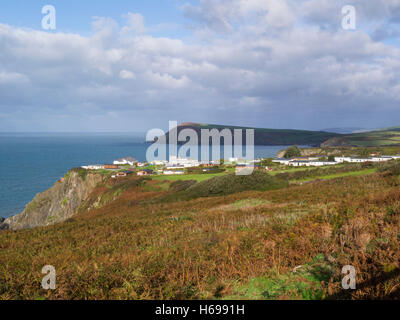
[0,132,294,218]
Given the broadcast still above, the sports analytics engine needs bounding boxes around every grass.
[270,163,353,176]
[295,168,377,182]
[152,171,232,182]
[1,166,400,299]
[337,129,400,147]
[270,167,313,175]
[226,254,333,300]
[152,165,352,183]
[218,199,271,211]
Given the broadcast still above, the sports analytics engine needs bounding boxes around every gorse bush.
[377,161,400,176]
[284,145,302,158]
[169,180,197,192]
[2,163,400,299]
[184,171,288,199]
[156,171,288,203]
[275,163,366,181]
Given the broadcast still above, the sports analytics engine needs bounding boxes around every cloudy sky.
[1,0,400,132]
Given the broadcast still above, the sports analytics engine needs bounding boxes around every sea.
[0,132,298,219]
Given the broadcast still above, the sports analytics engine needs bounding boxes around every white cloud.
[121,13,147,35]
[119,70,136,79]
[0,72,29,84]
[1,1,400,131]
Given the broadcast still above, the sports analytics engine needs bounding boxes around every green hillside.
[322,128,400,147]
[164,122,340,146]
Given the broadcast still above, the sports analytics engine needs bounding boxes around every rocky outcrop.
[320,137,351,147]
[0,217,8,230]
[276,147,347,158]
[4,170,103,230]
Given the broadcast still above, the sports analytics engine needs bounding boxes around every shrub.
[169,180,197,192]
[284,146,301,158]
[378,161,400,176]
[70,167,88,181]
[184,171,288,199]
[275,163,365,181]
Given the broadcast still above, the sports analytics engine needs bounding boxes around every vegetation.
[283,146,302,158]
[165,122,340,146]
[323,128,400,147]
[158,171,288,202]
[295,168,376,183]
[1,158,400,300]
[153,171,233,182]
[186,167,225,174]
[70,167,89,181]
[275,163,374,181]
[169,180,197,192]
[226,254,333,300]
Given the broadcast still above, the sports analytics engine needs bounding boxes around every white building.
[113,157,137,166]
[349,158,372,163]
[167,156,200,168]
[334,157,352,163]
[137,162,148,167]
[273,158,291,165]
[150,160,168,166]
[166,165,185,170]
[289,161,310,167]
[81,164,104,170]
[163,170,185,175]
[308,161,337,167]
[370,156,393,162]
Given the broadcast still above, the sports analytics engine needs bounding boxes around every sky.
[1,0,400,132]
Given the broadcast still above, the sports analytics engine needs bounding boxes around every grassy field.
[152,168,235,182]
[152,172,228,182]
[295,168,377,183]
[152,165,354,183]
[1,164,400,300]
[325,129,400,147]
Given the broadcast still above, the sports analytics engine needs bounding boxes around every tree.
[261,158,274,167]
[284,146,301,159]
[328,155,335,162]
[360,148,370,157]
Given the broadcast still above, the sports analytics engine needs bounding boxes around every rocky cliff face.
[320,137,350,147]
[1,170,103,230]
[276,147,347,158]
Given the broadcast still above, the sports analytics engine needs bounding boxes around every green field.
[152,164,374,184]
[165,122,340,146]
[153,168,235,182]
[295,168,377,183]
[325,128,400,147]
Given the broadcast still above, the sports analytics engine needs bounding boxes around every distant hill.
[322,127,400,147]
[320,127,372,134]
[162,123,340,146]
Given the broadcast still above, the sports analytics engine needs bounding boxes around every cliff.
[276,147,348,158]
[1,169,103,230]
[320,137,351,147]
